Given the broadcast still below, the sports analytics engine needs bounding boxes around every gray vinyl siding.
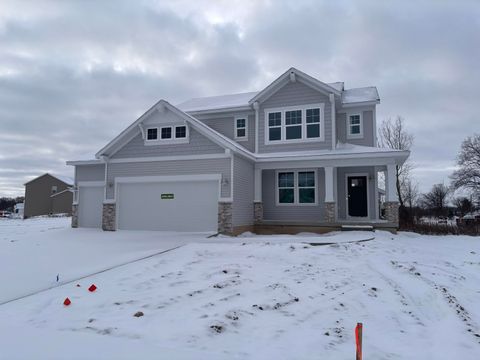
[75,164,105,184]
[258,81,333,153]
[232,155,254,227]
[199,113,255,152]
[106,157,231,199]
[337,166,376,220]
[336,109,375,146]
[24,174,72,218]
[111,127,224,159]
[262,168,326,221]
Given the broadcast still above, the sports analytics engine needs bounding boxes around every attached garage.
[116,175,220,232]
[78,183,104,228]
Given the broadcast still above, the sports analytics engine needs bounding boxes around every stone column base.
[254,202,263,223]
[385,201,399,225]
[102,203,116,231]
[218,202,233,235]
[324,202,336,223]
[71,204,78,228]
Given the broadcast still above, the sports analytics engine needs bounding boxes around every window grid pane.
[350,125,361,134]
[298,171,315,203]
[237,128,246,138]
[236,119,246,128]
[161,127,172,139]
[268,112,281,127]
[286,125,302,140]
[278,172,295,204]
[306,108,320,123]
[349,115,360,125]
[307,124,320,138]
[175,126,186,138]
[147,128,158,140]
[285,110,302,125]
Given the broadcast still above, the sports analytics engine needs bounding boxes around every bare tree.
[453,197,473,217]
[403,178,419,210]
[379,116,414,207]
[451,134,480,204]
[421,184,450,217]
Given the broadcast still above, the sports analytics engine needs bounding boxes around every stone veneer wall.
[324,202,336,223]
[102,203,116,231]
[218,202,233,234]
[384,201,399,225]
[71,204,78,228]
[254,202,263,223]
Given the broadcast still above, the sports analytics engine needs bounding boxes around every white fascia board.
[108,153,230,164]
[186,105,252,116]
[66,160,103,166]
[341,100,380,108]
[249,67,341,104]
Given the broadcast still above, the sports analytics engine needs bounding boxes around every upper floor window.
[347,113,363,139]
[147,128,158,140]
[234,116,248,140]
[265,104,324,144]
[145,125,189,145]
[51,185,57,194]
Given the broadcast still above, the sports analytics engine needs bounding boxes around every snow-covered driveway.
[0,218,479,359]
[0,217,214,304]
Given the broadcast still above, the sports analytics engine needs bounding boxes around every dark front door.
[347,176,368,217]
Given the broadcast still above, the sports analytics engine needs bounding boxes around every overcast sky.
[1,0,479,197]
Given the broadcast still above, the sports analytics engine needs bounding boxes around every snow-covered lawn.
[0,218,479,359]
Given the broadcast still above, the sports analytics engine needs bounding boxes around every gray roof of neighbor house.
[24,173,74,186]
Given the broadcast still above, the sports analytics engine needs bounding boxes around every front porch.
[252,158,401,234]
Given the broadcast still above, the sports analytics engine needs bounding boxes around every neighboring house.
[67,67,409,234]
[14,202,24,218]
[24,173,74,218]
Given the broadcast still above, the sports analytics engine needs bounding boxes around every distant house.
[13,202,24,217]
[24,173,74,218]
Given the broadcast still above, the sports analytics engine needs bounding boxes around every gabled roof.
[95,100,255,161]
[248,67,342,104]
[24,173,74,186]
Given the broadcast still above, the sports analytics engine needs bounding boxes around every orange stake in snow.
[63,297,71,306]
[355,323,363,360]
[88,284,97,292]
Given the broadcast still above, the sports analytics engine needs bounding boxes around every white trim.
[145,126,159,141]
[78,181,105,187]
[50,188,71,198]
[253,101,259,153]
[373,107,377,146]
[186,105,252,116]
[108,153,230,164]
[330,93,336,150]
[341,100,379,108]
[254,168,262,202]
[234,115,248,141]
[230,153,234,203]
[249,67,341,104]
[347,112,363,139]
[386,164,398,202]
[275,169,318,206]
[144,124,189,146]
[374,166,380,220]
[67,159,103,166]
[345,172,370,219]
[255,150,410,163]
[324,166,334,202]
[264,103,325,145]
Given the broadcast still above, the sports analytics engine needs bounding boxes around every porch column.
[254,168,263,222]
[324,166,336,223]
[385,164,399,225]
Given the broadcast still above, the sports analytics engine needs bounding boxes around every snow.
[176,83,374,112]
[342,86,379,104]
[1,218,479,359]
[176,91,259,112]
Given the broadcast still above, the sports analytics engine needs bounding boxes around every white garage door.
[117,180,218,232]
[78,186,104,228]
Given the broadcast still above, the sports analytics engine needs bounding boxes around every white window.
[265,104,325,144]
[51,185,57,194]
[276,170,317,205]
[347,113,363,139]
[146,127,158,140]
[145,125,189,145]
[234,117,248,140]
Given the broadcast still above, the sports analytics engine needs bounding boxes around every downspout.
[329,93,336,150]
[253,101,259,153]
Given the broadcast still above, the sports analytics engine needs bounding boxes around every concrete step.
[341,225,374,232]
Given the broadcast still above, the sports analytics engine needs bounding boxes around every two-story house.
[67,68,409,234]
